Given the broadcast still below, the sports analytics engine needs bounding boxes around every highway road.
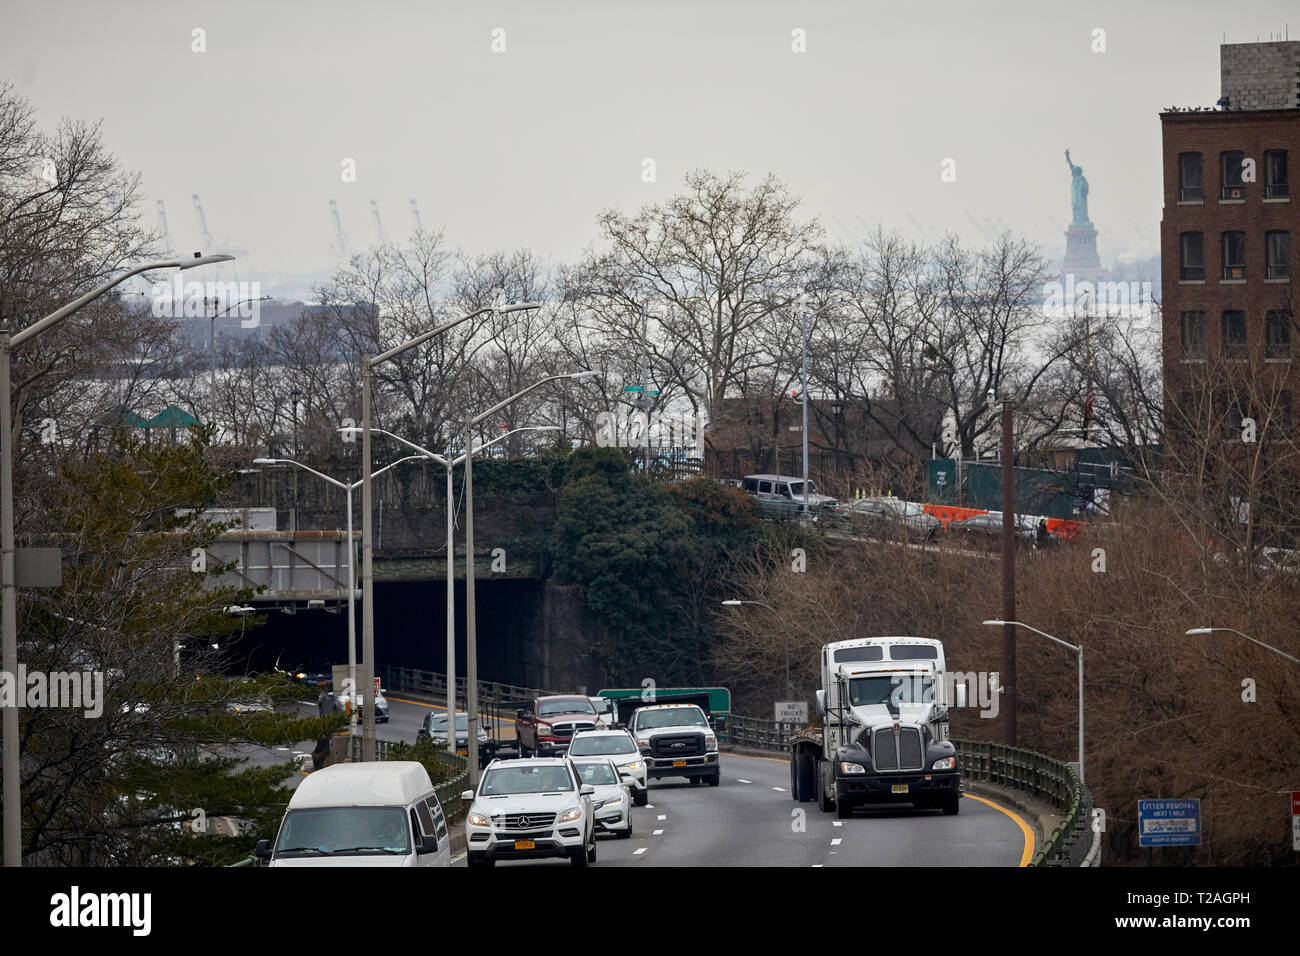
[247,695,1030,865]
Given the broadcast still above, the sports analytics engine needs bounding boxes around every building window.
[1220,150,1246,200]
[1178,152,1204,201]
[1264,149,1289,199]
[1276,392,1293,438]
[1217,391,1248,441]
[1180,232,1204,280]
[1221,231,1246,279]
[1266,310,1292,359]
[1222,310,1247,359]
[1266,230,1290,279]
[1181,310,1206,359]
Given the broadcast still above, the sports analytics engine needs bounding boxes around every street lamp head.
[252,458,281,465]
[180,253,236,270]
[1185,628,1214,635]
[721,600,743,606]
[982,619,1007,626]
[566,370,600,380]
[496,301,543,314]
[533,425,562,432]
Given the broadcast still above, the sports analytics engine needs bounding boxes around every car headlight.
[538,723,552,735]
[931,756,956,770]
[624,760,643,772]
[705,735,718,752]
[591,799,606,811]
[467,811,490,826]
[839,762,866,775]
[558,806,583,822]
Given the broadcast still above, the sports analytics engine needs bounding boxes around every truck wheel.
[836,797,854,819]
[793,754,816,802]
[818,764,835,813]
[707,771,720,787]
[943,794,961,816]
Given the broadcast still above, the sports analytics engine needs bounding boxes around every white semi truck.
[789,636,963,818]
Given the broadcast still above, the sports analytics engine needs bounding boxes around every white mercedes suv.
[462,757,596,868]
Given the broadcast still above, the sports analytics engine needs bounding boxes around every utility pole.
[1000,396,1017,746]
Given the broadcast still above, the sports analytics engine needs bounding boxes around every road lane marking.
[653,829,663,835]
[633,847,647,855]
[737,779,752,784]
[812,864,823,868]
[657,814,666,820]
[830,837,842,846]
[963,793,1035,867]
[771,786,785,792]
[833,821,843,827]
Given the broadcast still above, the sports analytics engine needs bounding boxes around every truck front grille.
[650,733,705,758]
[872,727,924,772]
[550,721,596,739]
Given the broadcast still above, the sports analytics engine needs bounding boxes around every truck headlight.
[538,723,552,735]
[558,806,583,822]
[467,811,490,826]
[931,756,956,770]
[705,735,718,752]
[839,762,866,774]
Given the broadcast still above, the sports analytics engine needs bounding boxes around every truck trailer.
[789,636,964,818]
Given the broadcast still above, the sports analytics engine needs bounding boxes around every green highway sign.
[623,385,643,392]
[647,390,659,397]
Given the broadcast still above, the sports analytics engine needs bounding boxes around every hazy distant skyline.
[3,0,1295,296]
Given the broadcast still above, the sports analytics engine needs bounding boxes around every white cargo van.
[256,761,451,867]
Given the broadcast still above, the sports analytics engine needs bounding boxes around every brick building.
[1161,42,1297,440]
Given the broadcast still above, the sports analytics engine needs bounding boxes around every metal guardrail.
[722,713,1097,867]
[953,740,1095,867]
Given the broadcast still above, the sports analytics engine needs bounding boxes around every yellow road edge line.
[964,792,1035,866]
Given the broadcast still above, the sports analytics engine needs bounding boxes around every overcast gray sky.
[2,0,1295,295]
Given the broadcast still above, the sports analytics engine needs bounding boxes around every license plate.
[456,749,468,756]
[513,840,535,850]
[672,760,687,767]
[891,784,909,794]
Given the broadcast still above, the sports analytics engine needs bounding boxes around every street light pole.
[357,304,540,761]
[340,424,558,759]
[1185,627,1299,666]
[983,619,1084,784]
[3,252,234,867]
[253,454,423,734]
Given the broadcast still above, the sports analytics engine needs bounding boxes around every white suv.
[568,729,649,805]
[462,758,596,868]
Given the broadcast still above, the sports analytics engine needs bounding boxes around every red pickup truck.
[515,696,601,756]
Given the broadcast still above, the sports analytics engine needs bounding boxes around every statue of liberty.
[1065,149,1091,226]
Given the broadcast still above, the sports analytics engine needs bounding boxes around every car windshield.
[429,713,469,732]
[274,807,409,856]
[575,762,619,786]
[635,707,707,730]
[539,698,596,716]
[480,765,574,795]
[848,675,934,707]
[569,735,637,756]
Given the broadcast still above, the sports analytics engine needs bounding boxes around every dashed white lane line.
[833,821,843,827]
[771,786,786,792]
[812,863,824,868]
[653,829,663,835]
[831,837,842,846]
[657,814,666,820]
[633,847,648,855]
[737,779,752,784]
[645,804,654,809]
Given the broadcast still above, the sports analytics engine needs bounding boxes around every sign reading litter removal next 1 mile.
[1138,798,1201,847]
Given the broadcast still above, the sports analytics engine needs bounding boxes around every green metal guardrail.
[721,715,1096,867]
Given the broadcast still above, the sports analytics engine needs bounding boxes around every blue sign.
[1138,799,1201,847]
